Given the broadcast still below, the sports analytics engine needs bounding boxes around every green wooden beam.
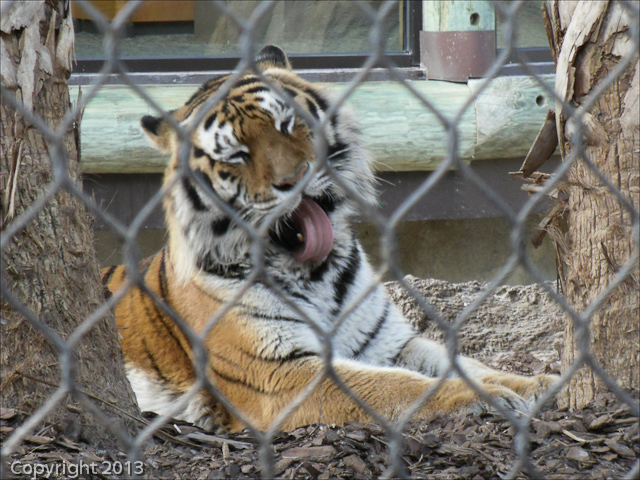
[71,75,555,174]
[423,0,495,32]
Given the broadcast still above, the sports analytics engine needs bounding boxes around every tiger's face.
[140,46,376,278]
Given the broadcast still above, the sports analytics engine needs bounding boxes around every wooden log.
[330,82,476,171]
[470,74,557,160]
[71,75,555,174]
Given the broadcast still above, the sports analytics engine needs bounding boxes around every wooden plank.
[70,75,555,174]
[72,1,117,20]
[72,1,194,22]
[128,1,194,23]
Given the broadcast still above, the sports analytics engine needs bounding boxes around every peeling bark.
[544,0,639,409]
[1,0,139,447]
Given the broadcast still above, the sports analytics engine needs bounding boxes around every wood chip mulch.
[2,391,638,479]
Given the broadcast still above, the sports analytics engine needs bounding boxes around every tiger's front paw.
[521,374,559,403]
[431,380,530,417]
[481,373,559,404]
[464,384,531,417]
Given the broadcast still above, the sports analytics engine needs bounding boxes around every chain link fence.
[1,0,639,478]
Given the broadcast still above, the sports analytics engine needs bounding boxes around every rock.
[566,446,590,463]
[588,414,612,430]
[343,454,368,475]
[604,440,636,459]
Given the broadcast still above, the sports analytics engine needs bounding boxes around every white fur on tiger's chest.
[199,252,416,365]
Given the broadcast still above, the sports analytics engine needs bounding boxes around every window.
[496,0,549,48]
[73,0,422,73]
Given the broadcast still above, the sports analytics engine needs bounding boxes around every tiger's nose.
[274,163,309,191]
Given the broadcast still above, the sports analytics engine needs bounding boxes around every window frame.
[499,47,554,76]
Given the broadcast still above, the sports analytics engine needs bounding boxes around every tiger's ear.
[141,105,194,153]
[256,44,291,71]
[141,112,176,153]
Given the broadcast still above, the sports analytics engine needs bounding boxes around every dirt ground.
[2,278,638,479]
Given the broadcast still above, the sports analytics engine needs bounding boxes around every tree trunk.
[544,0,639,409]
[1,0,139,447]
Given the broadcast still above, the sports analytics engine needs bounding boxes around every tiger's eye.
[227,151,251,164]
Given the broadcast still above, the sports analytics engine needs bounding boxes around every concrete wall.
[355,217,556,284]
[94,215,556,286]
[89,158,559,286]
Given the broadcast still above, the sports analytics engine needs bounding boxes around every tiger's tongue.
[290,197,334,262]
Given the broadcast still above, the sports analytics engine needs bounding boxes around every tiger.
[103,45,557,433]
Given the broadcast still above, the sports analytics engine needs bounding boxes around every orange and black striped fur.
[103,45,556,432]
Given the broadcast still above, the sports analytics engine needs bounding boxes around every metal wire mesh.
[1,0,639,478]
